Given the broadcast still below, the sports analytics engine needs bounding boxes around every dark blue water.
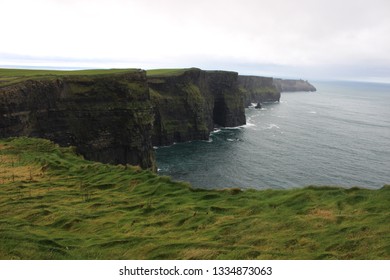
[156,81,390,189]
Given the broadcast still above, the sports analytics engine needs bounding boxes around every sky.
[1,0,390,82]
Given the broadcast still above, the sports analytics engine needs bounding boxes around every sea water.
[156,81,390,189]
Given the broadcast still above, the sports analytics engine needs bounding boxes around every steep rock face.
[273,79,316,92]
[208,71,246,127]
[238,75,281,107]
[0,71,156,170]
[148,68,245,146]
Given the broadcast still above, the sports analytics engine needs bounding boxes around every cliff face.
[273,79,316,92]
[238,75,281,106]
[0,71,156,170]
[148,68,245,146]
[1,67,316,170]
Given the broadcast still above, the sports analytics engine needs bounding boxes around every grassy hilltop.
[0,137,389,259]
[0,68,139,88]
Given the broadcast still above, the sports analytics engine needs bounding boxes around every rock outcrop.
[238,75,281,107]
[0,71,156,170]
[273,79,316,92]
[148,68,246,146]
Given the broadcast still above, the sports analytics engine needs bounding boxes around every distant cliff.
[273,79,316,92]
[238,75,280,106]
[0,67,316,171]
[148,68,246,146]
[0,71,156,170]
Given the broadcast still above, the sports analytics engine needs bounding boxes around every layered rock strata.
[148,68,246,146]
[0,71,156,170]
[238,75,281,107]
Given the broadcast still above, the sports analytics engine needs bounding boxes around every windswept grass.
[146,68,191,77]
[0,137,389,259]
[0,68,139,87]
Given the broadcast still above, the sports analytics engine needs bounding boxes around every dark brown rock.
[0,71,156,171]
[148,68,246,146]
[238,75,281,107]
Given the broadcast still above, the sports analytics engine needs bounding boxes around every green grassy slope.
[0,137,389,259]
[146,68,190,77]
[0,68,139,87]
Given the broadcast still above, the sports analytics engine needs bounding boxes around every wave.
[242,122,255,128]
[210,128,222,134]
[227,138,241,142]
[240,116,256,128]
[222,126,244,130]
[154,142,180,149]
[266,124,280,129]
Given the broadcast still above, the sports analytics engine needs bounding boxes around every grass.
[146,68,192,77]
[0,68,139,88]
[0,137,389,259]
[146,68,238,77]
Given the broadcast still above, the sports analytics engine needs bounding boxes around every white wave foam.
[309,111,317,114]
[242,122,255,128]
[222,126,243,130]
[227,138,240,142]
[157,142,179,148]
[266,124,280,129]
[240,116,256,128]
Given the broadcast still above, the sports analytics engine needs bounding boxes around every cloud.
[1,0,389,81]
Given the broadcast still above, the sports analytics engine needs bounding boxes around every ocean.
[156,81,390,190]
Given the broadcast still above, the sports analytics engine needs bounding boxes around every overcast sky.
[1,0,390,82]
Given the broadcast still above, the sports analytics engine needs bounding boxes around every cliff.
[273,78,316,92]
[0,68,315,170]
[0,70,156,170]
[238,75,280,106]
[148,68,245,146]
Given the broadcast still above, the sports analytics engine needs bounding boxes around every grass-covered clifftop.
[0,68,155,170]
[0,68,139,88]
[1,137,388,259]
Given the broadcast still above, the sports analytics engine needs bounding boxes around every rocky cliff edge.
[0,70,156,170]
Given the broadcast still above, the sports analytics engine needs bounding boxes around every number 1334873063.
[212,266,272,276]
